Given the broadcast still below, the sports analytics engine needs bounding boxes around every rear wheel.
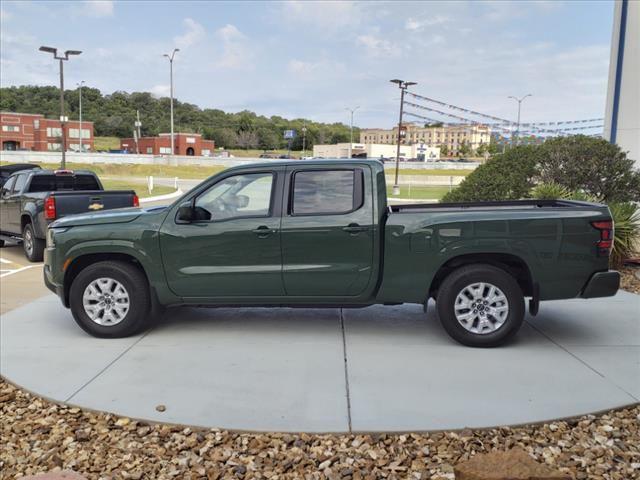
[69,261,151,338]
[22,223,44,262]
[436,264,525,347]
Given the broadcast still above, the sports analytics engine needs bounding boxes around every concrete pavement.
[1,287,638,432]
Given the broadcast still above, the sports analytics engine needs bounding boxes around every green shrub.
[608,203,640,268]
[538,136,640,202]
[442,146,540,202]
[530,182,571,200]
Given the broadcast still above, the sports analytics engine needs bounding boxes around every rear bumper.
[580,271,620,299]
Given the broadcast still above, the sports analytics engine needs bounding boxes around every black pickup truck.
[0,168,139,261]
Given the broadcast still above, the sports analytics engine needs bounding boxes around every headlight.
[46,228,67,248]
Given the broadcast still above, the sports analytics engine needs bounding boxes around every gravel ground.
[1,380,638,480]
[620,266,640,294]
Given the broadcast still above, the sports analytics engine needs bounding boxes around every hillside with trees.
[0,85,358,151]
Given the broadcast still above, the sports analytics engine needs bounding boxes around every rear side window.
[1,176,16,196]
[292,169,363,215]
[28,174,101,192]
[12,173,27,193]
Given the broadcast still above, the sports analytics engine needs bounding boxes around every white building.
[312,143,440,161]
[604,0,639,166]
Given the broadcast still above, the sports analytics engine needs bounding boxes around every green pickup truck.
[44,160,620,347]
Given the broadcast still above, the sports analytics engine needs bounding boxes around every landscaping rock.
[454,449,572,480]
[21,471,87,480]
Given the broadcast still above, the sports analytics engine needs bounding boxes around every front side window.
[1,176,16,197]
[194,172,273,222]
[292,170,361,215]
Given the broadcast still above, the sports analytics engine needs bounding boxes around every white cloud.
[356,35,399,58]
[174,18,205,49]
[288,60,319,75]
[150,84,170,98]
[82,0,114,18]
[405,14,450,31]
[280,0,361,30]
[214,24,252,70]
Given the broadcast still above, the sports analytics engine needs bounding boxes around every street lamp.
[163,48,180,155]
[77,80,85,153]
[39,46,82,168]
[508,94,532,146]
[390,79,416,195]
[345,106,359,159]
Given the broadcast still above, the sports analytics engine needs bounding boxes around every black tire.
[22,223,44,262]
[436,264,525,347]
[69,261,151,338]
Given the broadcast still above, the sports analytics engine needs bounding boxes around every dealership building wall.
[604,0,639,167]
[313,143,440,160]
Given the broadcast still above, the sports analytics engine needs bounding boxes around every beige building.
[312,143,440,160]
[360,124,491,155]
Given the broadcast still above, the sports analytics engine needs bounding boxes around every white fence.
[0,150,479,172]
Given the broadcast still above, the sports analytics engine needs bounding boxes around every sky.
[0,0,615,128]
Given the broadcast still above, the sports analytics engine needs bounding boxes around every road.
[0,241,49,315]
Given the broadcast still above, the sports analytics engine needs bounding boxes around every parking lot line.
[0,265,42,279]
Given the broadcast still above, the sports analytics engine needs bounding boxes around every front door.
[160,168,284,298]
[281,166,374,297]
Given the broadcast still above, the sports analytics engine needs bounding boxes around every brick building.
[120,133,215,156]
[1,112,94,152]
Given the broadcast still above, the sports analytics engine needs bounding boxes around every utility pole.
[508,94,532,146]
[39,46,82,169]
[301,122,307,158]
[390,79,416,195]
[134,110,142,154]
[163,48,180,155]
[77,80,85,153]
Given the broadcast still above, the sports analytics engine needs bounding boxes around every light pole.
[163,48,180,155]
[508,94,532,146]
[39,46,82,169]
[345,106,359,159]
[301,122,307,159]
[77,80,85,153]
[390,79,416,195]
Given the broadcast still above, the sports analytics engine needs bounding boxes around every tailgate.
[51,190,137,218]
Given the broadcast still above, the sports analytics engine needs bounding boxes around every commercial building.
[360,124,491,155]
[312,143,440,160]
[120,133,215,156]
[0,111,94,152]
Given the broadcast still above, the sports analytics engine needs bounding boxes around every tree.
[458,140,471,157]
[236,130,259,149]
[439,144,449,156]
[441,146,541,203]
[538,135,640,202]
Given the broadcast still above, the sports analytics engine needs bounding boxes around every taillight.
[591,220,613,256]
[133,195,140,207]
[44,196,57,220]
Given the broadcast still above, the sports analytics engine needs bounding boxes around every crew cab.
[43,160,620,347]
[0,168,139,261]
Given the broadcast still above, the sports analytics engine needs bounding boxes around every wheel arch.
[63,253,150,307]
[428,253,535,300]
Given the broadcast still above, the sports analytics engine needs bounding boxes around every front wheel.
[436,264,525,347]
[69,261,151,338]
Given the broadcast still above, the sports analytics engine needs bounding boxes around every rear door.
[0,175,17,232]
[4,173,28,234]
[281,165,374,296]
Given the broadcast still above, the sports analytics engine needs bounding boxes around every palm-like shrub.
[530,182,571,200]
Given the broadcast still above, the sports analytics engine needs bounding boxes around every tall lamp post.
[39,46,82,169]
[390,79,416,195]
[508,94,532,146]
[77,80,85,153]
[345,106,359,159]
[163,48,180,155]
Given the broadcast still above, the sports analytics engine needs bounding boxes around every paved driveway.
[1,288,638,433]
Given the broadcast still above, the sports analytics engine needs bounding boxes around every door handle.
[342,223,367,234]
[252,226,277,237]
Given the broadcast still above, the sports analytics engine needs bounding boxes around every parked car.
[0,168,139,261]
[0,163,41,187]
[44,159,619,347]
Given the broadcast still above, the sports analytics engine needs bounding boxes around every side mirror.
[176,201,194,223]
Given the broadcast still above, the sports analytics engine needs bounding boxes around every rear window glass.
[292,170,358,215]
[28,174,101,192]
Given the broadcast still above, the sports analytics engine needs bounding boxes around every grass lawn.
[392,168,471,176]
[93,137,121,151]
[101,179,177,198]
[386,185,454,200]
